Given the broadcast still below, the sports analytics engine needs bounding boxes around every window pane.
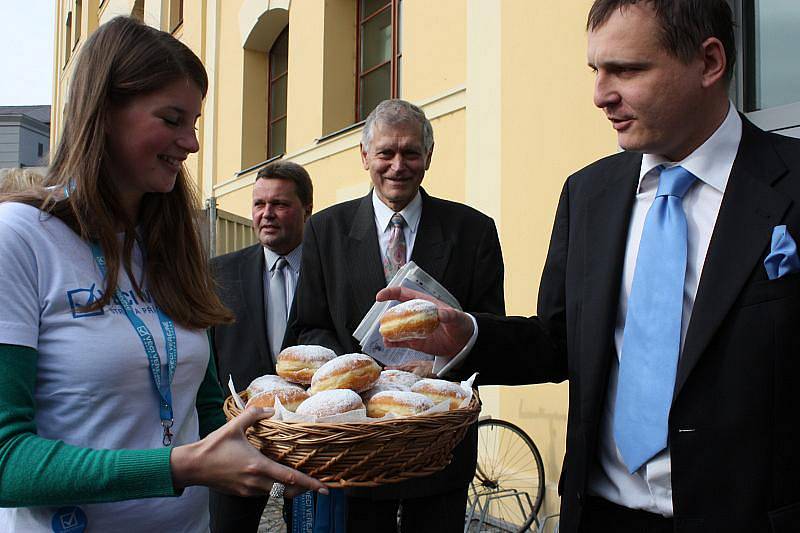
[361,0,389,19]
[360,63,391,120]
[270,75,287,119]
[361,8,391,71]
[269,118,286,158]
[270,29,289,78]
[751,0,800,110]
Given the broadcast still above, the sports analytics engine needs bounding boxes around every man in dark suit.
[378,1,800,531]
[209,160,313,532]
[294,98,505,532]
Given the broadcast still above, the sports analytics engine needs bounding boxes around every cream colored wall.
[217,181,254,217]
[214,0,247,187]
[52,0,99,151]
[179,0,206,194]
[473,0,618,519]
[401,0,466,102]
[286,0,326,152]
[321,0,356,135]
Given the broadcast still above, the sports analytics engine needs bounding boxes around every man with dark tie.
[293,98,505,532]
[209,160,313,532]
[377,1,800,531]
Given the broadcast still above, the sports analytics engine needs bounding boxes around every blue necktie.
[614,165,696,474]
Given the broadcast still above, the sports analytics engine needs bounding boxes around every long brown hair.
[1,17,232,329]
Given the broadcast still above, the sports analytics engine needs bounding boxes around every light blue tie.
[614,165,696,474]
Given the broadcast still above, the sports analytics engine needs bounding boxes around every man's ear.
[360,144,370,170]
[700,37,727,89]
[424,142,435,170]
[304,204,313,221]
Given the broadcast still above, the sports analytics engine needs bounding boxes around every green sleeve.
[0,344,178,507]
[195,332,227,438]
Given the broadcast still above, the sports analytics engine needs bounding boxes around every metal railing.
[202,197,257,258]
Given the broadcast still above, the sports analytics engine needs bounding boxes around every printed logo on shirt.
[67,284,158,318]
[66,284,104,318]
[51,506,87,532]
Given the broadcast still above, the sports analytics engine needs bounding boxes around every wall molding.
[213,85,466,197]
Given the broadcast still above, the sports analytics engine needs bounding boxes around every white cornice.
[213,85,466,197]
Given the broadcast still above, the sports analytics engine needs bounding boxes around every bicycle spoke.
[470,419,545,531]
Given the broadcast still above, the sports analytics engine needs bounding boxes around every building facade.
[0,106,50,169]
[52,0,800,520]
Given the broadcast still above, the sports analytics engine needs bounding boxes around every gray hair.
[361,99,434,155]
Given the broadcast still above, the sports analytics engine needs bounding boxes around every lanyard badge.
[89,242,178,446]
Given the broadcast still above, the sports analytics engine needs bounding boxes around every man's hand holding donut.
[376,287,474,358]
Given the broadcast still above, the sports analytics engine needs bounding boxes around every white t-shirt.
[0,202,210,532]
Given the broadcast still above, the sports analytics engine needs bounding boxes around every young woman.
[0,17,325,532]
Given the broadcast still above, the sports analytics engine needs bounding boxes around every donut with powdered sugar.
[360,369,421,401]
[276,345,337,384]
[379,299,440,342]
[309,353,381,394]
[377,369,421,388]
[411,378,468,410]
[366,390,434,418]
[295,389,364,417]
[245,375,309,411]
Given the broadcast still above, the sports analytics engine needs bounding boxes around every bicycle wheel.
[467,418,545,532]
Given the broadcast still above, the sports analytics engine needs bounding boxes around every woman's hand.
[170,407,328,498]
[376,287,474,358]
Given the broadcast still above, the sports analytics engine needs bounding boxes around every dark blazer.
[209,243,299,533]
[294,188,505,499]
[461,118,800,533]
[210,243,297,390]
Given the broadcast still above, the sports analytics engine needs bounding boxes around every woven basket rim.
[223,388,481,487]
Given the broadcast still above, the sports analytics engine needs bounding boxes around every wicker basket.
[223,389,481,487]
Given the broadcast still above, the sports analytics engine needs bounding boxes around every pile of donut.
[244,299,468,420]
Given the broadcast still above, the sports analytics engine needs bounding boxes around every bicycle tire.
[468,418,545,532]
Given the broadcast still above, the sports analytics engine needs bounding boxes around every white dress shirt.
[588,101,742,515]
[372,189,423,262]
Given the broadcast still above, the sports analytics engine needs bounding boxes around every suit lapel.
[580,154,640,422]
[411,190,451,283]
[675,119,791,397]
[346,194,389,315]
[238,244,274,373]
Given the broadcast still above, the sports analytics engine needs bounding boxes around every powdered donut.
[295,389,364,417]
[276,345,337,385]
[360,369,421,401]
[309,353,381,394]
[379,299,440,342]
[377,369,421,389]
[366,390,434,418]
[245,375,309,411]
[411,378,468,410]
[361,382,409,402]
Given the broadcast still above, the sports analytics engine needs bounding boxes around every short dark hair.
[256,160,313,207]
[587,0,736,80]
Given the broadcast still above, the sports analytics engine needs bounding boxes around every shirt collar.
[639,100,742,194]
[372,189,423,233]
[264,244,302,273]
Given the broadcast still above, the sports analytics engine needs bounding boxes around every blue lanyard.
[89,241,178,446]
